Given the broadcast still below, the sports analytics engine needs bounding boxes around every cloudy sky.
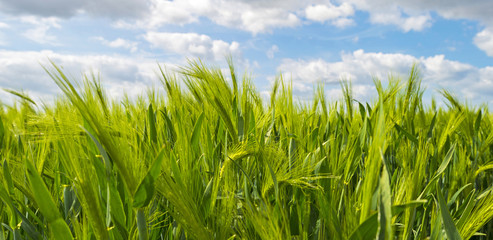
[1,0,493,105]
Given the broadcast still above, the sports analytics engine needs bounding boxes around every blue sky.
[1,0,493,105]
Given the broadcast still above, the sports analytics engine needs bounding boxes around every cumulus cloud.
[0,0,148,19]
[20,16,61,45]
[401,15,432,32]
[279,50,416,85]
[118,0,493,36]
[305,3,355,28]
[94,37,138,53]
[420,55,477,84]
[306,3,354,22]
[474,28,493,57]
[126,0,303,34]
[345,0,493,32]
[277,49,493,103]
[238,8,300,34]
[472,67,493,96]
[363,9,432,32]
[131,0,200,27]
[332,18,355,28]
[0,50,166,104]
[404,0,493,24]
[127,0,493,55]
[144,32,240,61]
[112,1,351,34]
[3,0,493,38]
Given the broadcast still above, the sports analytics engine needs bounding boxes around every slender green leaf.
[136,209,148,240]
[133,147,167,208]
[378,163,392,240]
[25,159,73,239]
[2,160,14,196]
[437,182,462,240]
[148,103,157,144]
[350,201,426,240]
[474,110,482,133]
[394,122,418,145]
[191,112,204,149]
[0,116,4,148]
[418,145,456,199]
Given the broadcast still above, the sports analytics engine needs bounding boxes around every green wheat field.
[1,59,493,239]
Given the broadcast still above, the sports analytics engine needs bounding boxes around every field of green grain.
[0,60,492,239]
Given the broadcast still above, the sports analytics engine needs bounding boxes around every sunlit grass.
[0,60,492,239]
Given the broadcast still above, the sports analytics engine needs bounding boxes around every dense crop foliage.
[0,60,493,239]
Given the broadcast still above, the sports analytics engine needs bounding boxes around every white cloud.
[459,67,493,104]
[139,0,200,27]
[344,0,493,34]
[277,49,493,103]
[21,16,61,45]
[94,37,138,52]
[238,8,300,34]
[401,15,432,32]
[3,0,493,40]
[144,32,240,61]
[305,3,355,27]
[0,50,166,104]
[474,28,493,57]
[0,21,8,28]
[420,55,477,84]
[332,17,355,28]
[266,45,279,59]
[364,10,432,32]
[474,67,493,93]
[279,58,353,84]
[111,0,493,37]
[278,50,416,85]
[119,0,493,36]
[342,0,436,32]
[405,0,493,24]
[116,0,303,34]
[0,0,148,19]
